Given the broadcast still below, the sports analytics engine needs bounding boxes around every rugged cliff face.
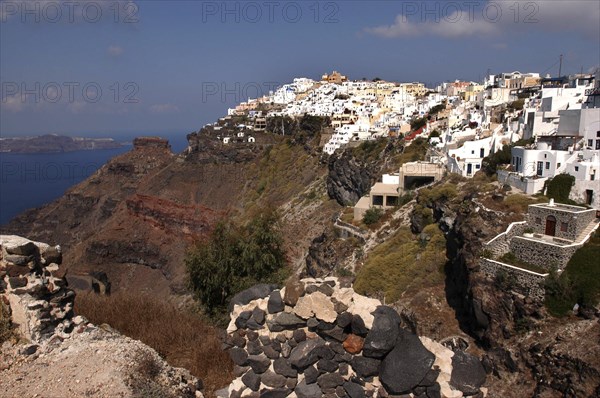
[419,182,600,397]
[1,131,338,297]
[326,150,377,206]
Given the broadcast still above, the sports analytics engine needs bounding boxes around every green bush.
[410,117,427,131]
[545,232,600,316]
[186,211,288,316]
[363,207,384,225]
[354,225,446,302]
[481,137,534,175]
[544,174,576,204]
[507,99,525,110]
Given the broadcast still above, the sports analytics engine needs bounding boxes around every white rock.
[441,384,463,398]
[293,291,337,323]
[347,293,381,329]
[228,378,245,395]
[331,287,355,307]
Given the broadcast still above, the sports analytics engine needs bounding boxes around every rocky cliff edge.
[0,235,204,398]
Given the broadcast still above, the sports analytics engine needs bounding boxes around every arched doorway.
[545,215,557,236]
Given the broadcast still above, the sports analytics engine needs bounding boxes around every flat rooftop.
[529,202,592,213]
[371,183,399,196]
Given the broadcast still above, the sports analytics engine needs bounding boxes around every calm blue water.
[0,132,189,226]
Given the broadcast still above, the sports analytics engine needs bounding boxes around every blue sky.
[1,0,599,136]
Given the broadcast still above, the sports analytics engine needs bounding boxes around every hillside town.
[218,69,600,210]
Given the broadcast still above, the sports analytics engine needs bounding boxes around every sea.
[0,132,190,226]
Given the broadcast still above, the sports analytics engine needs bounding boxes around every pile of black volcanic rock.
[218,278,487,398]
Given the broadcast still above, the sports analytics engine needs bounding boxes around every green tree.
[363,207,384,225]
[545,174,575,204]
[186,212,287,316]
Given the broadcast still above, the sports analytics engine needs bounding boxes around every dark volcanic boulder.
[295,380,322,398]
[229,284,279,311]
[289,338,326,369]
[273,358,298,378]
[261,370,287,388]
[362,306,401,358]
[317,372,344,389]
[228,347,248,366]
[269,312,306,331]
[450,351,486,395]
[242,370,261,391]
[267,290,285,313]
[351,315,369,336]
[259,388,290,398]
[247,354,271,374]
[343,381,366,398]
[380,329,435,394]
[351,356,381,378]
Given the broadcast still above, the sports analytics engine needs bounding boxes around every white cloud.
[149,104,179,114]
[67,101,86,114]
[363,1,599,40]
[1,95,25,112]
[107,45,124,57]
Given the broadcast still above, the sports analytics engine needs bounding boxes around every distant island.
[0,134,127,153]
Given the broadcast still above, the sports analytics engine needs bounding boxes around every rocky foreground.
[0,235,204,398]
[220,279,487,398]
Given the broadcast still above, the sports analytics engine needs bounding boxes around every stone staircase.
[576,218,600,243]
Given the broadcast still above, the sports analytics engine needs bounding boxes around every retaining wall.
[479,258,547,301]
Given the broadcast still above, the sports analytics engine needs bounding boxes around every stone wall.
[479,258,547,302]
[0,235,75,342]
[509,236,579,270]
[220,278,488,398]
[484,221,527,258]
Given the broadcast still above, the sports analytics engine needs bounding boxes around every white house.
[447,136,494,177]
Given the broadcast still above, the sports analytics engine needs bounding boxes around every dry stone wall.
[484,222,526,258]
[0,235,74,342]
[479,258,547,301]
[509,237,578,270]
[220,278,488,398]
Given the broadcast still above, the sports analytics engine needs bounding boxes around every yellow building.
[321,71,348,84]
[400,82,427,97]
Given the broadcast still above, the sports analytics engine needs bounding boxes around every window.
[596,131,600,137]
[535,217,542,225]
[372,195,384,206]
[475,164,481,169]
[557,163,561,168]
[560,222,568,232]
[575,166,579,172]
[589,139,594,147]
[596,140,600,150]
[386,196,399,206]
[546,162,550,169]
[544,154,547,159]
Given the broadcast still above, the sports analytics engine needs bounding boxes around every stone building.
[480,200,599,300]
[526,201,597,241]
